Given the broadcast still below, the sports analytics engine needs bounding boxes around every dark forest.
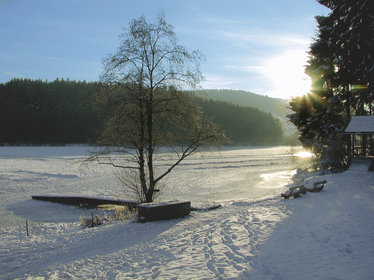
[0,78,285,145]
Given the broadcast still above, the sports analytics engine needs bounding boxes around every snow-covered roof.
[345,116,374,134]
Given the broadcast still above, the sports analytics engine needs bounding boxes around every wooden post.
[347,134,352,162]
[26,219,29,237]
[363,134,367,156]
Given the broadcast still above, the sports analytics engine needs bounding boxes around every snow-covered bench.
[281,180,327,199]
[304,180,327,192]
[281,185,305,199]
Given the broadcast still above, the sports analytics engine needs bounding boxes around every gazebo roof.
[345,116,374,134]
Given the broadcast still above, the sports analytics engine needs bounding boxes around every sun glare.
[294,151,313,158]
[261,50,311,99]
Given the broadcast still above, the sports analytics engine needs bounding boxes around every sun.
[260,49,311,99]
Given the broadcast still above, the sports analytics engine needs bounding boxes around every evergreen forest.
[0,78,285,146]
[0,79,100,144]
[196,98,283,145]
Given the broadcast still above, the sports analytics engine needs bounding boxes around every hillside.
[197,89,295,136]
[196,98,284,145]
[197,89,291,120]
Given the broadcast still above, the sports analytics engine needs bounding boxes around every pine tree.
[289,0,374,170]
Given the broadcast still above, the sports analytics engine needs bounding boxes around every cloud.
[217,29,310,49]
[223,47,311,99]
[201,74,238,89]
[0,69,27,81]
[255,49,311,98]
[225,64,262,72]
[164,21,313,98]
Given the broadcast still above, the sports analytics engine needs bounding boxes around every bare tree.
[89,15,225,203]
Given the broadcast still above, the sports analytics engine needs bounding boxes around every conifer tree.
[289,0,374,170]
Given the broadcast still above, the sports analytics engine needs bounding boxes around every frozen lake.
[0,146,310,227]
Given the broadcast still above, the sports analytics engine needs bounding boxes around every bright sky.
[0,0,329,99]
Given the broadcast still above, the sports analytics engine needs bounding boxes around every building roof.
[345,116,374,134]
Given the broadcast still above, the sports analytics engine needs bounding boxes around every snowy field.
[1,146,373,279]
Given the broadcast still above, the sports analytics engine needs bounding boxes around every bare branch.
[94,15,224,202]
[96,157,139,170]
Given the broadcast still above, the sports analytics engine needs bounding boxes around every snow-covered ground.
[245,164,374,280]
[1,146,373,279]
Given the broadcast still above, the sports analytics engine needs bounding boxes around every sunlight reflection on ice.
[293,151,313,158]
[260,170,296,181]
[258,170,296,189]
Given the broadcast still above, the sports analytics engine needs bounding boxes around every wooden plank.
[32,195,139,210]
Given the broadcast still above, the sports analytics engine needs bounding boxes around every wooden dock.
[32,195,139,210]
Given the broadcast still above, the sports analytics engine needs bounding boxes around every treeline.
[196,89,290,120]
[0,78,285,145]
[0,79,101,144]
[196,98,283,145]
[197,89,295,137]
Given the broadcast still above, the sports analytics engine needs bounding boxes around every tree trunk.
[145,188,153,203]
[145,88,155,203]
[138,147,148,202]
[138,92,148,202]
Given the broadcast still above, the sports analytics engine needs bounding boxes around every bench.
[304,180,327,192]
[281,180,327,199]
[289,185,307,194]
[281,185,305,199]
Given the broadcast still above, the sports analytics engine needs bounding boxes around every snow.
[1,146,374,279]
[139,200,186,208]
[345,115,374,133]
[245,164,374,280]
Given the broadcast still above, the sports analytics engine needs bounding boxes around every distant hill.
[197,89,290,119]
[195,97,285,145]
[196,89,294,135]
